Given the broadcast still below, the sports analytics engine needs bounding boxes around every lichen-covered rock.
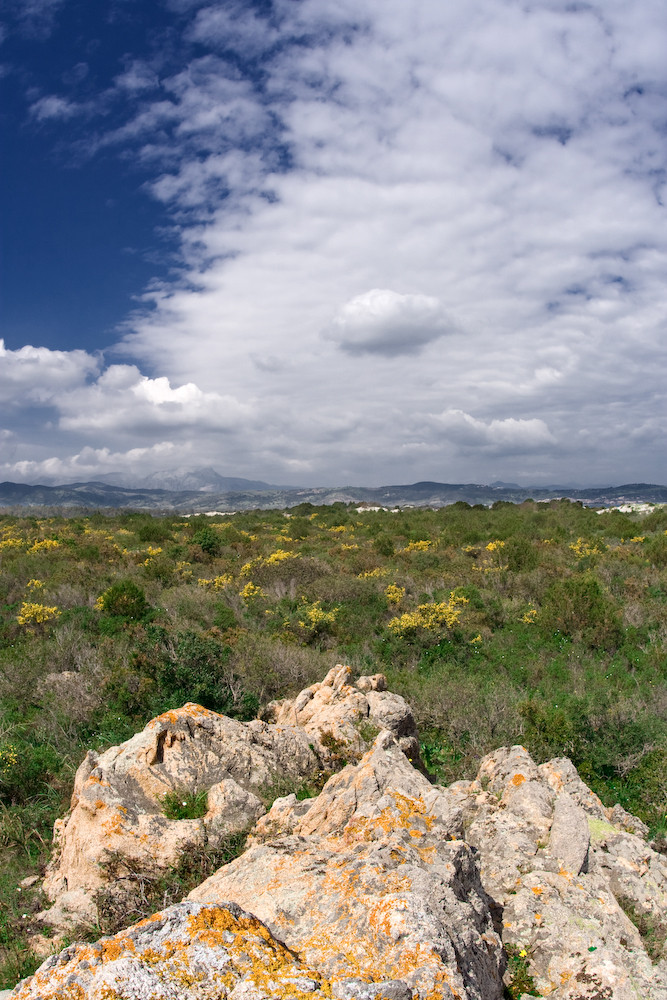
[453,746,667,998]
[40,668,421,935]
[12,900,338,999]
[502,868,665,999]
[264,665,422,765]
[41,704,310,928]
[191,736,503,1000]
[24,679,667,1000]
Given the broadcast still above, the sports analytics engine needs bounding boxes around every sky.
[1,0,666,488]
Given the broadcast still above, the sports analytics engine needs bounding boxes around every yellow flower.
[402,539,431,553]
[28,538,60,553]
[385,584,405,605]
[388,592,468,638]
[17,602,60,626]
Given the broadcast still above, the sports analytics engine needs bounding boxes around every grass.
[160,788,209,821]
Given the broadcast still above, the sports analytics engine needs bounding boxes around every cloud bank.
[2,0,667,486]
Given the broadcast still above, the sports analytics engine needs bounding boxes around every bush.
[539,574,623,650]
[97,580,149,621]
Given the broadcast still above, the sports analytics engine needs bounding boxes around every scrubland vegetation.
[0,498,666,983]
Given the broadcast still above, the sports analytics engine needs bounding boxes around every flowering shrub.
[388,592,468,639]
[26,579,44,591]
[28,539,60,553]
[240,581,266,600]
[198,574,233,591]
[16,602,60,626]
[521,607,538,624]
[569,537,604,558]
[264,549,298,566]
[0,744,19,774]
[402,540,431,553]
[385,584,405,605]
[0,537,23,550]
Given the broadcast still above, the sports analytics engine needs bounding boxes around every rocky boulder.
[39,666,421,935]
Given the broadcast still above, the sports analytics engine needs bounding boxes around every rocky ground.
[4,666,667,999]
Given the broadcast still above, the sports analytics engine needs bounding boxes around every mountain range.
[1,472,666,512]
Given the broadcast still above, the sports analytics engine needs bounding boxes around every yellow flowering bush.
[28,539,60,553]
[569,537,604,558]
[264,549,298,565]
[385,584,405,605]
[0,744,19,774]
[26,578,44,591]
[358,567,390,579]
[17,602,61,626]
[521,607,538,624]
[388,592,468,639]
[240,581,266,600]
[281,598,339,644]
[0,537,23,550]
[402,539,431,553]
[199,574,233,590]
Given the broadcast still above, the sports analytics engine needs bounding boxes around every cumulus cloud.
[0,339,99,405]
[431,410,556,454]
[325,289,451,357]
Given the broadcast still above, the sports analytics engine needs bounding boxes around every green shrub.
[192,526,221,556]
[97,580,149,621]
[539,574,623,650]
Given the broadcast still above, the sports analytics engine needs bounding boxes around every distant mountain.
[62,468,276,493]
[1,479,666,513]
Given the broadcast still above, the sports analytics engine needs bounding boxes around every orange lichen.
[510,773,526,787]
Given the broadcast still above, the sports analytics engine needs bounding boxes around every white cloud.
[0,339,99,405]
[29,94,80,121]
[431,410,556,454]
[325,289,451,357]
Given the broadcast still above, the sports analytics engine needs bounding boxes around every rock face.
[190,733,503,1000]
[13,668,667,1000]
[451,745,667,998]
[40,665,422,933]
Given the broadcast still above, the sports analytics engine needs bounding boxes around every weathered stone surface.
[40,668,422,934]
[264,664,422,765]
[455,746,667,997]
[12,900,338,999]
[503,868,666,999]
[547,791,590,876]
[192,736,502,1000]
[22,676,667,1000]
[40,703,312,924]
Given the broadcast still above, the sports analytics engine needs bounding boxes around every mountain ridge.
[1,478,666,512]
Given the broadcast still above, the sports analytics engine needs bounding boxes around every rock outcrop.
[39,665,422,934]
[11,668,667,999]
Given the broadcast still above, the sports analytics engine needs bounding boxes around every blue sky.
[1,0,667,487]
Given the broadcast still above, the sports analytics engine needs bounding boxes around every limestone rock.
[24,675,667,1000]
[39,668,421,934]
[192,736,503,1000]
[12,900,338,999]
[264,664,422,765]
[503,868,665,999]
[547,791,590,875]
[40,703,314,927]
